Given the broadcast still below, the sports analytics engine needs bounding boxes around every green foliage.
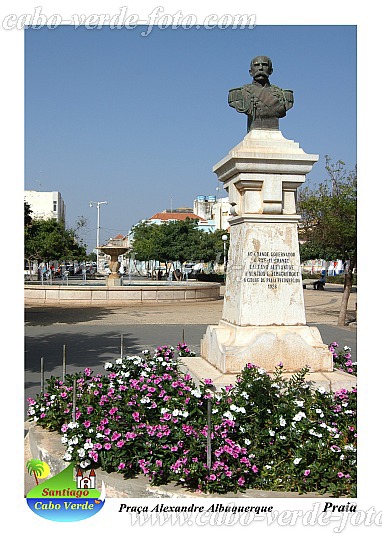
[131,220,229,265]
[28,345,356,497]
[298,157,356,266]
[24,216,87,262]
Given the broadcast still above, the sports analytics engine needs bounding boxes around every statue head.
[249,56,273,83]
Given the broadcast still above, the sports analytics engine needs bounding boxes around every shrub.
[330,342,357,376]
[27,345,356,497]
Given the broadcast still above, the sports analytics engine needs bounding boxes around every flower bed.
[27,343,356,497]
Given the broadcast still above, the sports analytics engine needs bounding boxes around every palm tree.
[26,459,45,485]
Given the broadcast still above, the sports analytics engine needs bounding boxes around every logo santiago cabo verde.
[26,459,105,522]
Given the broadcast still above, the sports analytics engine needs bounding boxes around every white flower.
[84,441,93,450]
[244,439,251,445]
[68,436,79,445]
[80,459,91,468]
[293,458,302,465]
[182,411,189,418]
[265,465,272,470]
[223,411,235,421]
[293,412,306,422]
[317,387,327,394]
[50,395,56,400]
[61,435,68,444]
[191,389,202,398]
[241,391,249,399]
[161,407,169,414]
[172,409,180,417]
[279,435,286,440]
[68,421,79,429]
[340,455,345,460]
[63,452,72,461]
[78,448,86,458]
[258,368,266,375]
[315,408,323,414]
[212,408,218,414]
[344,346,351,351]
[115,358,123,365]
[104,362,113,370]
[279,417,286,427]
[294,400,304,407]
[269,430,275,436]
[140,396,151,404]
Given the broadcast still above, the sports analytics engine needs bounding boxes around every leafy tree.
[24,217,87,264]
[130,221,161,263]
[298,157,356,326]
[131,219,230,277]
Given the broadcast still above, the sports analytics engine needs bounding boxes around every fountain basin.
[24,281,221,305]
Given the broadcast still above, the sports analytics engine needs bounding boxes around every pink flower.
[304,470,310,477]
[251,465,259,473]
[118,463,126,470]
[238,476,245,486]
[337,472,345,478]
[132,412,140,422]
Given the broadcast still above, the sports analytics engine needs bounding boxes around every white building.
[193,195,230,231]
[24,190,66,225]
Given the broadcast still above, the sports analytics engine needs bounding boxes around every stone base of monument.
[201,321,333,373]
[106,276,123,287]
[180,356,356,393]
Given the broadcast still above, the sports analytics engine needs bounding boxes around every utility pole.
[90,201,108,272]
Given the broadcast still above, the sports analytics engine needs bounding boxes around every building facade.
[24,190,66,225]
[193,195,230,231]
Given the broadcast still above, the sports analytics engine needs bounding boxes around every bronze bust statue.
[228,56,294,131]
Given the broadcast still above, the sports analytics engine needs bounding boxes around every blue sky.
[24,24,356,251]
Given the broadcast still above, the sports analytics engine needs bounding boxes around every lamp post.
[222,234,228,282]
[90,201,108,272]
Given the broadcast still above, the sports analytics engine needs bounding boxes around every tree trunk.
[337,258,356,326]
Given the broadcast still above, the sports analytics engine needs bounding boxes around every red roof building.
[149,213,206,222]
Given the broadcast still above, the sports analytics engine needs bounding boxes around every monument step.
[180,356,356,392]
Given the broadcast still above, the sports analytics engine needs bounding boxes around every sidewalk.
[25,283,357,327]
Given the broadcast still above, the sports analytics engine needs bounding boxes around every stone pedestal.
[201,129,333,373]
[106,275,123,287]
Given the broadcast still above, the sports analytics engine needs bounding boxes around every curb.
[25,422,331,500]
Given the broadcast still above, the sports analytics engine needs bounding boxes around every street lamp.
[90,201,108,272]
[222,234,228,281]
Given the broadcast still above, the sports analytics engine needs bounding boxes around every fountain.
[97,245,128,286]
[24,247,221,304]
